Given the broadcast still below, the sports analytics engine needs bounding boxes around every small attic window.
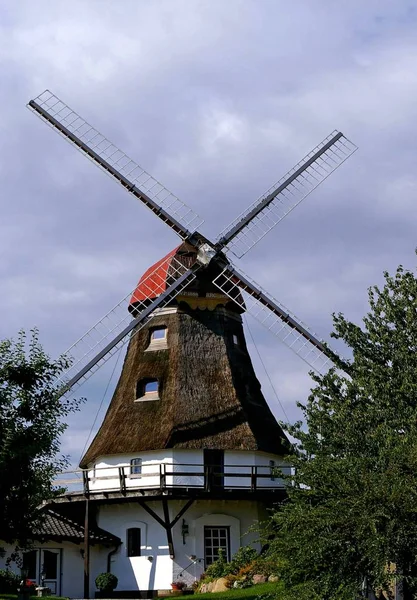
[136,378,160,401]
[146,326,168,351]
[151,327,167,340]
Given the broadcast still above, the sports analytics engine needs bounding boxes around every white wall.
[97,497,264,591]
[89,450,174,492]
[87,449,287,492]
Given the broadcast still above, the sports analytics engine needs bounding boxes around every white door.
[40,549,61,595]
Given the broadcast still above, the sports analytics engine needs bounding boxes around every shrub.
[237,562,257,578]
[229,546,258,574]
[225,574,239,588]
[0,570,20,593]
[95,572,118,592]
[204,548,230,579]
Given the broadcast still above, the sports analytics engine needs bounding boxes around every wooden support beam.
[83,498,90,599]
[170,499,194,529]
[139,501,166,529]
[138,498,195,560]
[162,499,175,559]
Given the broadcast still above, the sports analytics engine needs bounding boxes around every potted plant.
[171,580,186,592]
[95,572,118,596]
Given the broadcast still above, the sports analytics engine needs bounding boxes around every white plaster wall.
[171,449,204,487]
[88,449,286,492]
[89,450,174,492]
[223,450,255,488]
[224,450,287,488]
[97,502,173,592]
[254,451,290,488]
[95,497,264,591]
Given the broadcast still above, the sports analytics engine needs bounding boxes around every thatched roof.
[80,289,288,467]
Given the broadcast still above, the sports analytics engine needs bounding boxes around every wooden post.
[84,498,90,599]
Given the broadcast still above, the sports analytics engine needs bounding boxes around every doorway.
[204,449,224,491]
[23,549,61,595]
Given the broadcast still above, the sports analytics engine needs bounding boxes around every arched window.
[130,458,142,476]
[135,378,159,401]
[127,527,141,557]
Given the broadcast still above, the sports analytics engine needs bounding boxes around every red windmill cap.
[129,246,182,308]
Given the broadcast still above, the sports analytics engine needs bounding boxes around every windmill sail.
[213,265,346,374]
[28,90,204,239]
[217,131,357,258]
[58,256,198,396]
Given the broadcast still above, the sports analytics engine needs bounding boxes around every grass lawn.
[191,581,282,600]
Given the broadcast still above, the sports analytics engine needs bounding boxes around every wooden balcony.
[52,462,288,503]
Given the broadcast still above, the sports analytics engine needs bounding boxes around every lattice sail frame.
[218,131,357,258]
[28,90,204,237]
[57,256,197,394]
[213,266,335,373]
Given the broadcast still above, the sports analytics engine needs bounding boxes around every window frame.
[204,525,230,568]
[150,326,167,341]
[127,527,141,557]
[130,457,142,477]
[135,378,160,401]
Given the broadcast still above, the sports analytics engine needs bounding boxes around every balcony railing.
[54,462,289,496]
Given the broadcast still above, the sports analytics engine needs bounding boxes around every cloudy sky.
[1,0,416,466]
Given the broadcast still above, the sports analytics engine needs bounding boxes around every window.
[130,458,142,476]
[232,334,239,346]
[127,527,141,557]
[23,550,37,580]
[146,326,168,351]
[204,526,230,567]
[151,327,167,340]
[269,459,276,482]
[136,378,159,401]
[144,380,158,393]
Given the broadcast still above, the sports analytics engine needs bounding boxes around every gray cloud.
[1,0,416,463]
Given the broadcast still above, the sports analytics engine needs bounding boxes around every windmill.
[24,90,359,597]
[28,90,356,397]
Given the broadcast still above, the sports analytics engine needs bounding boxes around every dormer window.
[135,378,160,401]
[146,326,168,351]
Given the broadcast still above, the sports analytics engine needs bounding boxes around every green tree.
[265,259,417,600]
[0,329,82,546]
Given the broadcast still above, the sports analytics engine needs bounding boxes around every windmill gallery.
[0,91,357,597]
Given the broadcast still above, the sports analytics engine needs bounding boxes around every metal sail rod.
[217,131,343,248]
[28,98,190,239]
[227,265,326,352]
[213,265,348,374]
[27,91,204,239]
[61,268,196,394]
